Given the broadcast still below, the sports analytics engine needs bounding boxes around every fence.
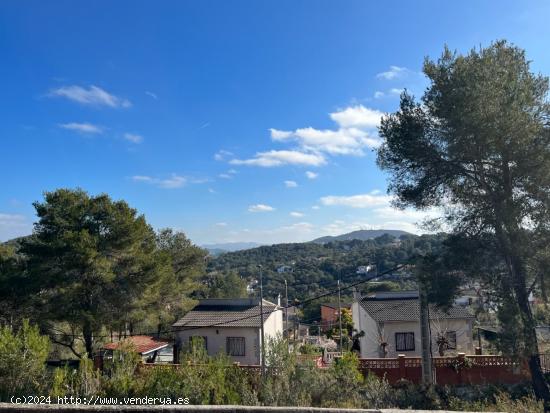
[125,353,531,387]
[358,353,529,385]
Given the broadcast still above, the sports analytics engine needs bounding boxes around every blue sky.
[1,0,550,245]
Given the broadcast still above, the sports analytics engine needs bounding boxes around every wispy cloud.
[374,88,404,99]
[305,171,318,179]
[59,122,103,134]
[219,169,237,179]
[248,204,275,212]
[50,85,131,108]
[215,222,228,227]
[320,191,392,208]
[230,150,326,167]
[0,213,32,241]
[145,91,158,100]
[132,174,187,189]
[214,150,234,161]
[290,211,304,217]
[123,133,143,143]
[376,65,408,80]
[284,180,298,188]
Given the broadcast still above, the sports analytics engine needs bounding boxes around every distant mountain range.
[311,229,412,244]
[202,242,264,255]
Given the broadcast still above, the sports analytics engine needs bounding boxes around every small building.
[101,335,173,364]
[276,265,293,274]
[352,291,474,358]
[320,302,352,332]
[356,265,374,274]
[172,298,283,365]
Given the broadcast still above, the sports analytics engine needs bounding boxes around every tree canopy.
[19,189,205,357]
[377,40,550,404]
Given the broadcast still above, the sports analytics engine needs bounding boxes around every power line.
[47,256,421,341]
[173,261,411,333]
[45,260,414,340]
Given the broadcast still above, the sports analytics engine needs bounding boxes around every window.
[226,337,246,356]
[395,332,415,351]
[189,336,208,350]
[445,331,457,350]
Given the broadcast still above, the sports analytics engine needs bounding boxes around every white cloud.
[248,204,275,212]
[50,85,131,108]
[376,66,408,80]
[269,128,292,139]
[230,105,383,169]
[59,122,103,134]
[290,211,304,217]
[230,150,326,167]
[131,174,187,189]
[219,169,237,179]
[145,91,158,99]
[269,105,383,156]
[0,213,32,241]
[284,180,298,188]
[374,88,405,100]
[306,171,318,179]
[373,206,441,222]
[329,106,383,129]
[311,205,320,210]
[320,191,392,208]
[214,150,233,161]
[123,133,143,143]
[215,222,228,227]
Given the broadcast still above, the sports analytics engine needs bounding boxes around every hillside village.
[2,4,550,412]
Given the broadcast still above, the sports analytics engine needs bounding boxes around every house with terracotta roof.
[320,302,352,332]
[172,298,283,365]
[352,291,474,358]
[101,335,173,364]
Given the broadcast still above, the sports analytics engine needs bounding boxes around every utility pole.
[284,278,289,352]
[258,265,266,378]
[419,283,433,385]
[337,279,343,354]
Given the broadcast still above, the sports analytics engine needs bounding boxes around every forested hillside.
[207,233,448,306]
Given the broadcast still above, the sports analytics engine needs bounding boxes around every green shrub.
[140,340,257,405]
[0,320,50,400]
[361,372,395,409]
[50,356,101,397]
[319,351,364,408]
[298,343,322,355]
[101,341,142,397]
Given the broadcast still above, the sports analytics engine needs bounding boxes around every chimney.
[277,293,281,307]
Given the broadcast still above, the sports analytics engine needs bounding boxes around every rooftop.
[360,291,473,322]
[173,298,279,329]
[103,335,171,355]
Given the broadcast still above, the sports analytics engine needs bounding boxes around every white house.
[352,291,474,358]
[172,298,283,365]
[277,265,293,274]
